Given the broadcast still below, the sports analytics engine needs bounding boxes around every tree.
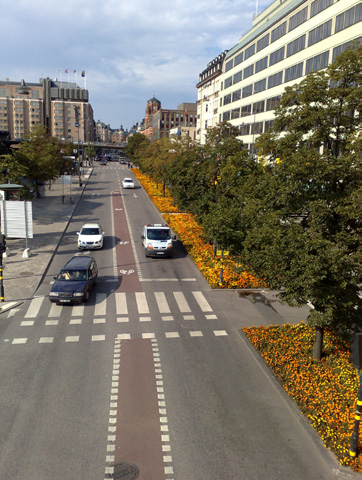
[241,45,361,360]
[0,152,28,185]
[17,124,64,196]
[123,132,150,166]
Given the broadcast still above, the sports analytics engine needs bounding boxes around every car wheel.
[145,249,149,258]
[85,291,90,302]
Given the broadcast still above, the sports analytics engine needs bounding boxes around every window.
[253,101,265,114]
[244,64,254,79]
[335,5,361,33]
[268,71,283,89]
[287,34,306,57]
[271,21,287,43]
[285,62,304,82]
[332,41,354,62]
[231,108,240,119]
[266,96,281,111]
[255,56,268,73]
[225,59,233,72]
[311,0,333,18]
[240,104,251,117]
[225,76,233,88]
[240,124,250,135]
[234,52,243,66]
[251,122,263,134]
[308,20,332,46]
[305,51,329,74]
[242,84,253,98]
[257,33,269,52]
[223,93,232,105]
[270,46,284,66]
[223,111,230,121]
[232,89,241,102]
[244,43,255,60]
[233,70,243,84]
[254,78,266,94]
[264,120,275,132]
[289,6,308,31]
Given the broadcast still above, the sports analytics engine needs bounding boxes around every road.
[0,163,339,479]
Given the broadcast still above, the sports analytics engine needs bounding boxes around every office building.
[218,0,361,152]
[0,78,95,143]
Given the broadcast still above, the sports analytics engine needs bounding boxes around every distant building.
[143,98,197,141]
[0,78,95,142]
[218,0,361,153]
[196,51,228,144]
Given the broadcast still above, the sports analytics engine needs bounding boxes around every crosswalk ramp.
[22,291,216,322]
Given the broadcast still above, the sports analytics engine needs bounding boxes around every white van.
[142,224,176,258]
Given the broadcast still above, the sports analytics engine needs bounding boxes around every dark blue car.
[49,256,98,304]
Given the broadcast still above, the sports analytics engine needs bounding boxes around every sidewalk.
[0,168,93,313]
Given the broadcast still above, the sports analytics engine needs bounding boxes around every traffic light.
[0,234,6,254]
[350,333,362,369]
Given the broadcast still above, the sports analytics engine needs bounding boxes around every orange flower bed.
[243,323,361,471]
[133,168,264,288]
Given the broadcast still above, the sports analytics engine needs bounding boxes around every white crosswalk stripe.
[135,292,149,314]
[25,296,45,318]
[94,293,107,316]
[173,292,191,313]
[192,291,212,312]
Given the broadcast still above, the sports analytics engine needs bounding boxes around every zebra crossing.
[22,290,214,320]
[4,291,229,345]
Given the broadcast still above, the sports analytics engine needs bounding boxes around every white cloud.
[0,0,271,129]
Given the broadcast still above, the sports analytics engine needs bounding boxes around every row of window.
[223,49,331,106]
[225,3,360,73]
[224,9,360,91]
[222,96,281,121]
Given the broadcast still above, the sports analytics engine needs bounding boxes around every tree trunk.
[312,326,324,361]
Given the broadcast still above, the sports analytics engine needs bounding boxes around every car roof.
[81,223,101,228]
[63,256,95,269]
[123,178,133,181]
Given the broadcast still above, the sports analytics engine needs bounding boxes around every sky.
[1,0,271,131]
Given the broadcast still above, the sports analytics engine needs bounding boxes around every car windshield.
[124,179,133,183]
[80,227,101,235]
[147,229,171,240]
[57,270,87,281]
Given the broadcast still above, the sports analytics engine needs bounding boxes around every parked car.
[49,256,98,304]
[122,178,135,189]
[77,223,104,249]
[100,158,107,165]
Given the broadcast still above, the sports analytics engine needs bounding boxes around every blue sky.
[1,0,271,131]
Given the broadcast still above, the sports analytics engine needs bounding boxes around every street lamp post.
[75,106,82,187]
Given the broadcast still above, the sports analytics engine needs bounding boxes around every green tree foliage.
[241,46,361,359]
[0,152,28,184]
[17,125,65,195]
[124,132,150,166]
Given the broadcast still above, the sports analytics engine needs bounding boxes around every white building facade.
[196,51,228,144]
[218,0,361,152]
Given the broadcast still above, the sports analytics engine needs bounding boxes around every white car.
[122,178,134,189]
[77,223,104,249]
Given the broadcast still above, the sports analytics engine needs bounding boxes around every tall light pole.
[74,105,82,187]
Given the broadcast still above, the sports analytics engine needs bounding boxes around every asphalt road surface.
[0,163,343,479]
